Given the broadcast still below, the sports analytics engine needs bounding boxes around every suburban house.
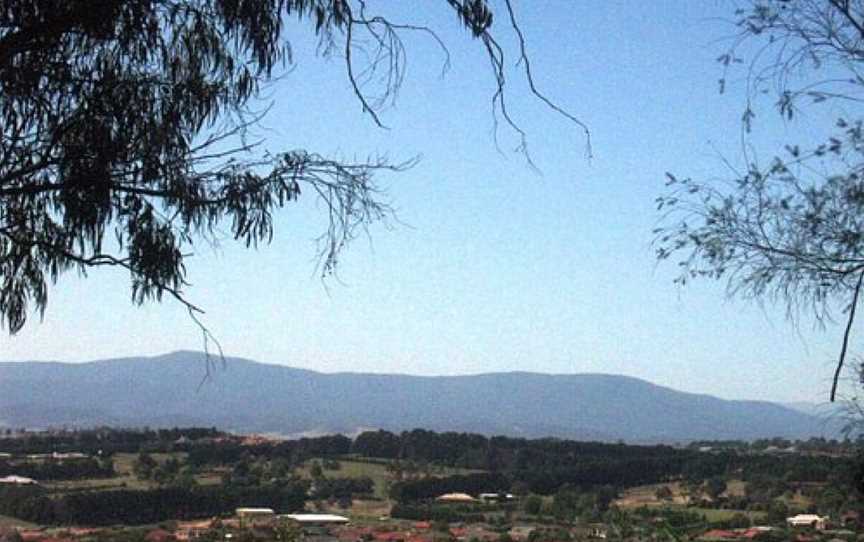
[479,493,514,502]
[174,520,212,540]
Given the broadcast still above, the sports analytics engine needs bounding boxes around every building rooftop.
[281,514,350,524]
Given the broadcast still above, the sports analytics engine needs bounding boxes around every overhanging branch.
[832,267,864,401]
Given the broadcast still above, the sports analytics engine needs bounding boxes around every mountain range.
[0,351,845,442]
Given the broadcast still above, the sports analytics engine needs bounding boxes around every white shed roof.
[236,508,275,514]
[281,514,350,524]
[0,475,37,484]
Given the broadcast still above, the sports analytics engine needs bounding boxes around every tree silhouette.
[656,0,864,400]
[0,0,588,340]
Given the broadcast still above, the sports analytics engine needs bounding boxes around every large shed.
[280,514,350,526]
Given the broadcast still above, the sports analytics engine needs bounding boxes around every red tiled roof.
[339,527,374,540]
[146,529,176,542]
[176,520,212,530]
[373,532,405,542]
[66,528,99,536]
[702,530,738,539]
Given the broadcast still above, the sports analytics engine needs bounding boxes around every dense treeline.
[0,427,223,455]
[389,457,698,501]
[375,432,855,500]
[0,483,306,525]
[187,443,246,466]
[311,477,374,499]
[187,435,352,467]
[351,429,691,471]
[0,457,113,480]
[181,428,702,476]
[512,457,691,495]
[738,454,843,482]
[180,428,702,475]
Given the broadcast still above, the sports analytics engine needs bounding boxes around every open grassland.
[45,452,193,493]
[615,482,768,524]
[298,457,483,500]
[614,482,689,507]
[113,452,189,472]
[693,508,767,522]
[320,458,392,479]
[298,458,392,498]
[344,498,392,520]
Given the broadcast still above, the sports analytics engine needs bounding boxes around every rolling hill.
[0,351,843,442]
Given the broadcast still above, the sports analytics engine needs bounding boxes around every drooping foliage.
[655,0,864,400]
[0,0,584,333]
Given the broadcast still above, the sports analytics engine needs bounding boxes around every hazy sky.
[0,1,852,404]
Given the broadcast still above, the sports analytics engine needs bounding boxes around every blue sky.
[0,1,852,403]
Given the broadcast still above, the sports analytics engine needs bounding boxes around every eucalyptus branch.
[833,267,864,401]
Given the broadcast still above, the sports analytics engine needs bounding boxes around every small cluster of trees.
[132,453,196,488]
[0,456,113,480]
[310,476,374,500]
[547,485,617,521]
[351,429,691,471]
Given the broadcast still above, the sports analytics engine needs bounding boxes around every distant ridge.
[0,351,842,442]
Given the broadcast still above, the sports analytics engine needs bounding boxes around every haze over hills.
[0,351,843,442]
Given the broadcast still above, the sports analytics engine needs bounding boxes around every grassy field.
[45,452,194,493]
[614,482,689,507]
[42,453,476,499]
[113,452,189,473]
[693,507,767,523]
[296,457,483,500]
[614,482,768,525]
[297,458,392,498]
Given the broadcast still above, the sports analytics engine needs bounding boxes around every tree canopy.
[0,0,587,336]
[656,0,864,401]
